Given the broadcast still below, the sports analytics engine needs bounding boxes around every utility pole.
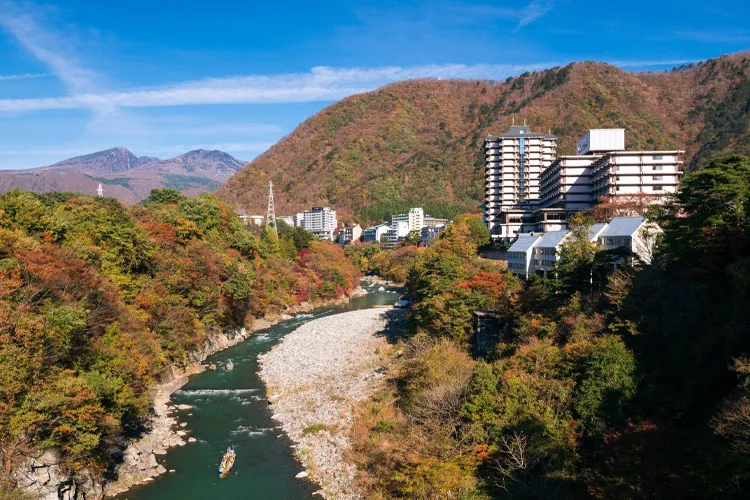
[96,183,104,197]
[266,180,277,236]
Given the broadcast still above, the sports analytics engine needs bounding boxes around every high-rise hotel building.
[485,127,683,239]
[484,125,557,237]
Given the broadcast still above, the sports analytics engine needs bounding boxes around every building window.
[653,185,663,191]
[653,165,664,171]
[653,155,663,160]
[616,176,621,181]
[653,175,663,180]
[616,186,621,191]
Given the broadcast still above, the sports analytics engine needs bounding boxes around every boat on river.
[225,359,234,371]
[218,446,235,478]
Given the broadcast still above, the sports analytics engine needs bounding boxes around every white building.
[385,220,410,248]
[506,217,660,277]
[362,222,390,243]
[539,130,682,212]
[589,151,682,201]
[487,128,682,239]
[409,207,424,232]
[484,125,557,237]
[338,224,363,246]
[595,216,661,264]
[302,206,337,240]
[507,234,542,278]
[531,230,569,276]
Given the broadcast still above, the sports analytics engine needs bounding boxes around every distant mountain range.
[0,147,247,204]
[217,52,750,224]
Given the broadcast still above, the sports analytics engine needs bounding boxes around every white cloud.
[0,62,562,111]
[0,72,50,81]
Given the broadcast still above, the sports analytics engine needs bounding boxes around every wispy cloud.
[0,1,101,94]
[0,72,50,81]
[0,62,562,112]
[515,0,559,32]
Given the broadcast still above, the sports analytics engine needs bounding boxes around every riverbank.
[103,294,362,497]
[14,291,363,500]
[258,307,404,499]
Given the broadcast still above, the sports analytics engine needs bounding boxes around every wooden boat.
[218,446,235,478]
[225,359,234,371]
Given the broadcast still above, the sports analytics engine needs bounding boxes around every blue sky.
[0,0,748,169]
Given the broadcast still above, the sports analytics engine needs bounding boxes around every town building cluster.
[240,206,339,240]
[484,127,682,238]
[362,207,450,248]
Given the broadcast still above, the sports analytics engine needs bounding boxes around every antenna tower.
[96,183,104,197]
[266,180,277,235]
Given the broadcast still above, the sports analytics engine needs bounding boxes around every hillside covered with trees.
[219,53,750,224]
[344,154,750,498]
[0,189,359,487]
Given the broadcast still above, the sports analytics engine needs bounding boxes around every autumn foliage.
[0,188,359,477]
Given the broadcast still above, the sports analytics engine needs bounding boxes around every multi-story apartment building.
[385,221,410,248]
[484,125,557,237]
[538,130,682,214]
[302,206,337,240]
[409,207,424,232]
[589,151,682,200]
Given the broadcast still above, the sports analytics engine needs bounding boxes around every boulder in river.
[295,471,309,479]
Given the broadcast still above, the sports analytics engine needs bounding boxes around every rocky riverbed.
[13,294,361,499]
[258,307,403,499]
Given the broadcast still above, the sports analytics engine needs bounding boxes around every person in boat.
[218,446,235,477]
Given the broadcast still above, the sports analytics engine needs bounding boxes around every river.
[117,283,400,500]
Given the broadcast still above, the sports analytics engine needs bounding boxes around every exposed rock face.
[14,450,104,500]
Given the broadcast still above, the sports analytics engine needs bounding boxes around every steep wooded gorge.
[218,52,750,223]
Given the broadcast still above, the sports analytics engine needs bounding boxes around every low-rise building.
[338,224,362,246]
[421,224,447,245]
[277,215,295,226]
[302,206,337,240]
[362,222,390,243]
[595,216,661,264]
[506,217,660,277]
[507,234,542,278]
[424,215,450,228]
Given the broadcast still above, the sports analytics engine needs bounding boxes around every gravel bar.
[258,307,399,499]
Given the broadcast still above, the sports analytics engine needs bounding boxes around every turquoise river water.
[117,284,399,500]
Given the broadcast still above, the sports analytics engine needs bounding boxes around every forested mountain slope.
[218,52,750,223]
